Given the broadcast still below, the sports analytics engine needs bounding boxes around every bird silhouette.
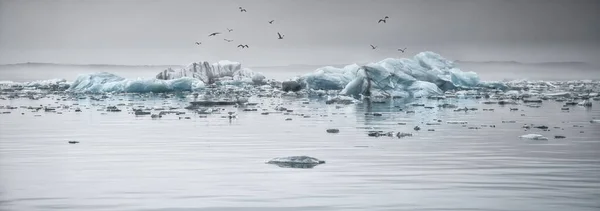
[227,28,233,32]
[277,32,284,39]
[239,7,247,12]
[269,20,274,24]
[224,39,233,42]
[237,44,249,48]
[378,16,389,23]
[209,32,221,36]
[195,42,201,45]
[398,47,407,53]
[370,45,377,50]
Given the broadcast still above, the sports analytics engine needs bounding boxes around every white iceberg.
[298,52,488,98]
[156,60,266,85]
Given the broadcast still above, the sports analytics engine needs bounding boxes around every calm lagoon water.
[1,95,599,211]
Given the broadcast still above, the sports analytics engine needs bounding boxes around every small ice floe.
[326,129,340,133]
[578,100,592,107]
[447,121,468,124]
[396,132,412,138]
[519,134,548,140]
[266,156,325,169]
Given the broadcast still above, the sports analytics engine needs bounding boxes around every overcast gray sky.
[0,0,598,66]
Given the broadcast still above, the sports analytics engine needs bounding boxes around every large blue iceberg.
[298,51,486,98]
[67,72,205,93]
[67,60,266,93]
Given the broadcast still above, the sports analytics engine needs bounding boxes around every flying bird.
[224,39,233,42]
[239,7,247,12]
[237,44,249,48]
[398,47,407,53]
[209,32,221,36]
[227,28,233,32]
[277,32,284,39]
[195,42,201,45]
[378,16,389,23]
[269,20,274,24]
[370,45,377,50]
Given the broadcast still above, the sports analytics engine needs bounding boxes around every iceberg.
[67,72,205,93]
[156,60,266,85]
[297,52,488,98]
[67,60,268,93]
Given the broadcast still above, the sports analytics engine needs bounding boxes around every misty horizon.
[1,0,599,67]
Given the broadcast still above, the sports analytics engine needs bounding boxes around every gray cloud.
[0,0,598,66]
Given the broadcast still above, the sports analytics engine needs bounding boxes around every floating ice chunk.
[544,92,571,98]
[447,121,468,124]
[326,95,359,105]
[519,134,548,140]
[266,156,325,168]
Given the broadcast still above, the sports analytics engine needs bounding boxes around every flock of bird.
[194,7,407,53]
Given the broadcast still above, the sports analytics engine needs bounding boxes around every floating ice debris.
[68,141,79,144]
[106,106,121,112]
[325,95,356,105]
[414,126,421,131]
[510,108,519,111]
[266,156,325,168]
[523,98,543,103]
[564,101,578,106]
[519,134,548,140]
[554,135,566,139]
[368,131,394,137]
[282,81,302,92]
[134,110,151,115]
[578,100,592,107]
[438,103,458,108]
[326,129,340,133]
[428,129,435,131]
[447,121,468,124]
[396,132,413,138]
